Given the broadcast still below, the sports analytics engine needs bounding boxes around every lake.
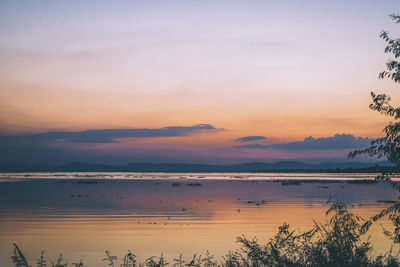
[0,172,398,266]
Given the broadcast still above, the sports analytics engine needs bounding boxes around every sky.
[0,0,399,165]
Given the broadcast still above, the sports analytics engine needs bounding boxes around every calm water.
[0,173,398,266]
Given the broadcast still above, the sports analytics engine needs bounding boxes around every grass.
[76,180,99,184]
[280,180,302,186]
[346,180,379,184]
[186,183,202,187]
[9,201,400,267]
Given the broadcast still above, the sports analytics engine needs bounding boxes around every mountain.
[0,163,53,172]
[54,162,122,172]
[0,161,392,173]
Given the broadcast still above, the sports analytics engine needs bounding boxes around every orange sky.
[0,1,399,164]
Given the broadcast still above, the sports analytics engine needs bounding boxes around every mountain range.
[0,161,393,173]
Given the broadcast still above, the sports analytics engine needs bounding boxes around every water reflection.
[0,174,398,266]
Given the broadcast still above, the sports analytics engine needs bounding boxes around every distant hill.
[0,161,393,173]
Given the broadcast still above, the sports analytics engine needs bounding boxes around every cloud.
[234,136,267,142]
[0,124,218,144]
[234,134,372,151]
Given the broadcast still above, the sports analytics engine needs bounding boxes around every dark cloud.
[0,124,221,164]
[234,136,267,142]
[0,124,218,144]
[234,134,372,151]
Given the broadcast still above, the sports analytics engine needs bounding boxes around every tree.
[349,14,400,175]
[349,13,400,243]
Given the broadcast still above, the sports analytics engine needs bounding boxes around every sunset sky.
[1,0,400,164]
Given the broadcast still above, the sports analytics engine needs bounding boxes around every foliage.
[349,13,400,166]
[11,243,29,267]
[121,250,136,267]
[236,201,375,267]
[103,250,118,267]
[144,254,169,267]
[173,254,185,267]
[349,13,400,245]
[379,14,400,83]
[36,251,46,267]
[51,254,67,267]
[72,259,84,267]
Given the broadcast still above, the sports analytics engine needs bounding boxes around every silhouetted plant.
[144,254,168,267]
[221,251,249,267]
[349,13,400,247]
[11,243,29,267]
[36,251,46,267]
[186,254,202,267]
[72,259,84,267]
[173,254,185,267]
[235,201,397,267]
[349,13,400,167]
[121,250,136,267]
[103,250,118,267]
[51,254,67,267]
[201,251,216,267]
[379,14,400,83]
[315,201,371,267]
[10,249,24,267]
[349,13,400,164]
